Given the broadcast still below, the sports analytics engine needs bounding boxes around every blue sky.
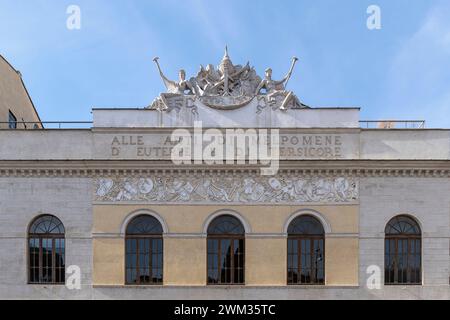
[1,0,449,127]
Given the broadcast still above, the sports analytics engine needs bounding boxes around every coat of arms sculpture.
[150,47,307,113]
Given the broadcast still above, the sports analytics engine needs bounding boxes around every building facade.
[0,52,449,300]
[0,55,42,130]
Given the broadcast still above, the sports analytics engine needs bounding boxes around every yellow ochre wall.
[0,55,41,129]
[92,205,359,287]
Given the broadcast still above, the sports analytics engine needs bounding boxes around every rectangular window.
[384,238,421,285]
[28,236,65,284]
[207,237,244,285]
[288,237,325,285]
[8,110,17,129]
[125,237,163,285]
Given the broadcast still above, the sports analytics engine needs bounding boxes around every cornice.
[91,127,362,134]
[0,160,449,178]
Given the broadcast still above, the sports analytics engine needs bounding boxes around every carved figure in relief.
[95,176,358,204]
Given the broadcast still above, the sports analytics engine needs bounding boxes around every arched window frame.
[287,215,325,285]
[385,215,422,285]
[125,214,164,285]
[28,215,65,285]
[207,214,245,285]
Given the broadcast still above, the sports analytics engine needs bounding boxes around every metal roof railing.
[1,120,427,130]
[359,120,425,129]
[0,121,93,129]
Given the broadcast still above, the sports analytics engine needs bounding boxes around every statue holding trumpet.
[153,57,196,95]
[150,49,305,112]
[255,57,299,110]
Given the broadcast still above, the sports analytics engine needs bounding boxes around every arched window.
[207,215,245,285]
[385,215,421,285]
[287,215,325,285]
[125,215,163,285]
[28,215,65,284]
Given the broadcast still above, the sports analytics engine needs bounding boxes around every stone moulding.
[1,167,450,178]
[1,161,450,179]
[93,176,359,204]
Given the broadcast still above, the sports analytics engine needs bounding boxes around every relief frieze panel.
[94,175,359,204]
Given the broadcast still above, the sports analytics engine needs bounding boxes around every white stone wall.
[1,129,450,161]
[92,107,360,129]
[0,177,93,299]
[360,130,450,160]
[359,177,450,291]
[90,286,450,300]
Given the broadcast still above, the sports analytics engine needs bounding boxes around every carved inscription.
[108,134,348,160]
[279,135,343,158]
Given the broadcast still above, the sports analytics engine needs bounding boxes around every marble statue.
[153,57,196,95]
[150,47,306,112]
[255,57,299,110]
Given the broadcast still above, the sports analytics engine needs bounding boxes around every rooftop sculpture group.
[150,47,306,112]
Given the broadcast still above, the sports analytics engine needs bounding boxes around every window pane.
[288,237,324,285]
[208,269,218,284]
[126,215,163,235]
[208,239,218,254]
[125,237,163,285]
[207,215,245,235]
[29,238,39,283]
[385,215,422,284]
[8,111,17,129]
[28,216,66,284]
[207,237,244,285]
[288,216,325,235]
[207,216,245,285]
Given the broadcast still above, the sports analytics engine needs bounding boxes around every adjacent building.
[0,55,42,129]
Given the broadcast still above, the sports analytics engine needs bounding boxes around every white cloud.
[384,2,450,128]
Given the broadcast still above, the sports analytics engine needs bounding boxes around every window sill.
[92,284,361,289]
[384,284,423,287]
